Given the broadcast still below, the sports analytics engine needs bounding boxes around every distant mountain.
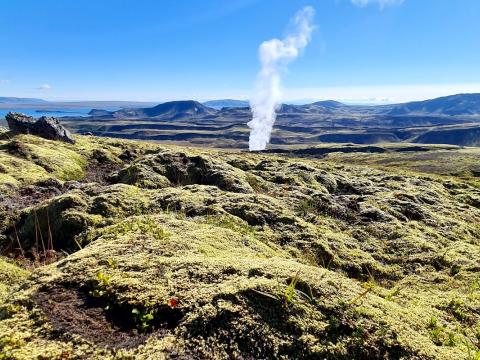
[78,94,480,126]
[311,100,346,108]
[4,94,480,118]
[278,104,308,113]
[388,93,480,116]
[203,99,249,109]
[88,109,113,117]
[113,100,216,120]
[0,97,48,104]
[57,93,480,148]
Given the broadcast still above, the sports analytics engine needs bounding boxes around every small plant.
[283,274,300,307]
[13,225,25,259]
[89,272,112,298]
[446,331,457,347]
[460,325,480,360]
[73,238,83,251]
[352,326,366,338]
[349,280,375,306]
[13,208,59,268]
[296,198,317,217]
[385,285,401,301]
[167,297,179,308]
[428,316,444,345]
[131,307,155,331]
[253,272,315,309]
[107,258,118,268]
[328,315,339,330]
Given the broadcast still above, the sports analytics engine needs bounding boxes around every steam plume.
[247,6,315,151]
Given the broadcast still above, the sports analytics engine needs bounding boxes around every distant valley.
[2,94,480,148]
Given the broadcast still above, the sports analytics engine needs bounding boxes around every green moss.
[0,257,28,303]
[0,152,49,189]
[89,184,153,218]
[15,193,101,251]
[0,135,479,359]
[116,162,171,189]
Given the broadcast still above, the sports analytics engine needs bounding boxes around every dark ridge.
[113,100,216,120]
[261,146,387,155]
[316,132,401,144]
[92,123,242,132]
[414,126,480,146]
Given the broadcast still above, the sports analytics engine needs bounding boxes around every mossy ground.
[0,134,479,359]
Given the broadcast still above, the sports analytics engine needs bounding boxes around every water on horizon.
[0,108,93,119]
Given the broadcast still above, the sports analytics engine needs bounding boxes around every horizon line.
[1,90,480,107]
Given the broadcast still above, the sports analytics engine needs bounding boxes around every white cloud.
[37,84,52,90]
[351,0,404,8]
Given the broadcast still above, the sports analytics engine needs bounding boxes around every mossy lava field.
[0,130,479,359]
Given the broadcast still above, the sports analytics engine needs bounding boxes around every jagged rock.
[5,112,75,144]
[5,113,36,134]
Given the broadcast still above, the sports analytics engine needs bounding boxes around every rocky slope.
[0,130,479,359]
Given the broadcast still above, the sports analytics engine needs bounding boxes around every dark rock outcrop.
[5,112,75,144]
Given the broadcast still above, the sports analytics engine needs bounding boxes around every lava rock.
[5,112,75,144]
[5,113,35,133]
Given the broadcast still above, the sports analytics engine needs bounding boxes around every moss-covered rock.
[116,150,254,193]
[115,162,171,189]
[13,193,99,252]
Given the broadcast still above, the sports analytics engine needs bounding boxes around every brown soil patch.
[0,183,63,215]
[83,161,123,184]
[32,285,152,349]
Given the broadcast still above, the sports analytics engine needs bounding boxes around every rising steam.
[247,6,315,151]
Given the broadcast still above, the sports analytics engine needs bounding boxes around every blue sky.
[1,0,479,103]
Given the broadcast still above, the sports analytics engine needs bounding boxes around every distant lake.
[0,108,93,119]
[0,107,122,127]
[0,107,105,127]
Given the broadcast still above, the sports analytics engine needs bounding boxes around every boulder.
[5,112,75,144]
[5,112,35,133]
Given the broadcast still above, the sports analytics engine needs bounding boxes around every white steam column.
[247,6,315,151]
